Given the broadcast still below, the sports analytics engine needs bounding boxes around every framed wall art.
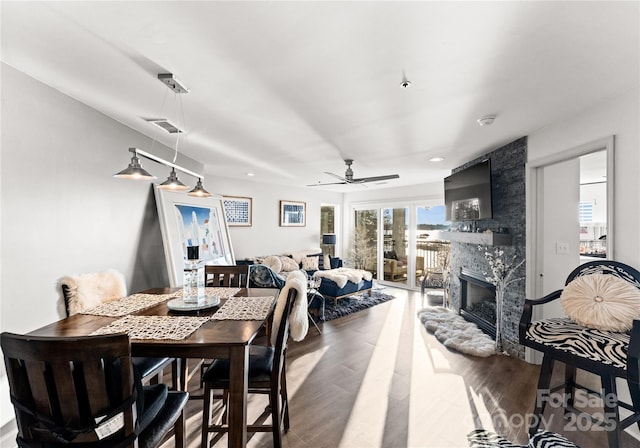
[223,196,252,227]
[155,186,235,287]
[279,200,306,227]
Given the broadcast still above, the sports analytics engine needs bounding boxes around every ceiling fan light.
[158,168,190,190]
[188,178,212,197]
[113,154,156,180]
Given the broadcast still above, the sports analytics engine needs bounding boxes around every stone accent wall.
[448,137,527,358]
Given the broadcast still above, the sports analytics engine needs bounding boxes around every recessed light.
[429,157,445,162]
[246,172,255,177]
[477,115,496,126]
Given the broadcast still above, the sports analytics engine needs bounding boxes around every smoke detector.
[477,115,496,126]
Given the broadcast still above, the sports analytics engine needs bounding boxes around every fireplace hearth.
[459,268,496,338]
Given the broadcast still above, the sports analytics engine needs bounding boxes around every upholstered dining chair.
[200,287,298,448]
[1,332,188,448]
[58,269,175,387]
[519,260,640,447]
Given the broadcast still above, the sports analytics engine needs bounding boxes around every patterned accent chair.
[519,260,640,447]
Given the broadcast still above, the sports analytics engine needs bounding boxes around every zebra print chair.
[467,429,579,447]
[519,260,640,447]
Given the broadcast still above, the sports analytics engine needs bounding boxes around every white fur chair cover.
[58,269,127,316]
[271,270,308,346]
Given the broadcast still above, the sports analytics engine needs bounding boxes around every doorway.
[526,137,614,361]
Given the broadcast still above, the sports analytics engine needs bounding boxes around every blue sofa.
[317,277,373,307]
[248,262,373,307]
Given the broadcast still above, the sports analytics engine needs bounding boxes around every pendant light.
[188,178,212,197]
[113,149,156,180]
[159,167,189,190]
[114,73,212,196]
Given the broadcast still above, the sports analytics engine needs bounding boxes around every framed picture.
[223,196,252,227]
[279,200,306,227]
[155,186,235,287]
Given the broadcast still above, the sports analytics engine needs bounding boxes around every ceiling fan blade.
[324,171,350,182]
[352,174,400,183]
[306,181,348,187]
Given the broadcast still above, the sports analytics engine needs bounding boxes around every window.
[321,205,337,256]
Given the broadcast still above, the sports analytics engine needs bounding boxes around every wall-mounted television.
[444,159,493,221]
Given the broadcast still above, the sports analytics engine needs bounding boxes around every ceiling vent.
[145,118,183,134]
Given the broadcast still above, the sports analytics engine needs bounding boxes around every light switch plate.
[556,242,570,255]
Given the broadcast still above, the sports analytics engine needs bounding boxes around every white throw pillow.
[560,273,640,332]
[279,256,300,272]
[262,255,282,274]
[301,255,319,271]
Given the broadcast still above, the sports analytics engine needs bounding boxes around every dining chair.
[200,287,299,448]
[180,265,252,393]
[59,269,175,387]
[205,265,249,287]
[1,332,188,448]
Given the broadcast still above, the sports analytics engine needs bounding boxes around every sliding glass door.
[352,202,449,290]
[382,207,409,285]
[353,209,378,277]
[415,205,450,289]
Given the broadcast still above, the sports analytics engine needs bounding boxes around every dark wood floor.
[165,287,640,448]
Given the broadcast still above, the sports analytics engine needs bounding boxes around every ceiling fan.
[308,159,400,186]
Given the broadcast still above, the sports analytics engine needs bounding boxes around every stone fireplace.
[445,137,527,358]
[459,268,496,338]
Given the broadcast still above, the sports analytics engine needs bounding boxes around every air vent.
[145,118,183,134]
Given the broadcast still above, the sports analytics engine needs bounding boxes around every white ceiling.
[2,1,638,191]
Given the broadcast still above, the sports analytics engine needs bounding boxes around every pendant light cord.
[147,87,169,157]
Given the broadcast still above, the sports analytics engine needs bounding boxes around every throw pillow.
[262,255,282,274]
[560,273,640,332]
[279,256,300,272]
[301,255,320,271]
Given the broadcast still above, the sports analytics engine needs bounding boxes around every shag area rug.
[318,291,395,322]
[418,306,496,357]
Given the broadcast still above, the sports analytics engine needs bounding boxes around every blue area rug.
[315,290,395,322]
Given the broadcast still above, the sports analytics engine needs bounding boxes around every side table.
[307,276,324,334]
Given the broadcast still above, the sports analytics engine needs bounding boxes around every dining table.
[27,286,280,448]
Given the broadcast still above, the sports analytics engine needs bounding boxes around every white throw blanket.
[58,269,127,315]
[313,268,372,289]
[271,270,308,346]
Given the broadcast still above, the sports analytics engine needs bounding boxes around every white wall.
[205,176,343,259]
[528,87,640,268]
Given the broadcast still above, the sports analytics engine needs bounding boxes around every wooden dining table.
[27,286,279,448]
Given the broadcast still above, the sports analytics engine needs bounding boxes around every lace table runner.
[81,292,182,317]
[90,315,210,340]
[212,296,275,321]
[175,287,241,300]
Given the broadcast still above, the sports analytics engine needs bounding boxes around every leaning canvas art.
[175,204,229,263]
[155,186,235,287]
